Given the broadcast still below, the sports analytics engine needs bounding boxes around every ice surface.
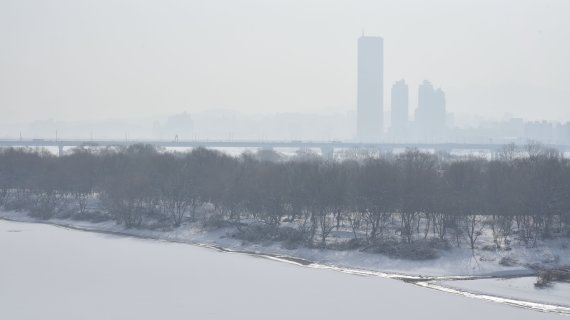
[0,219,563,320]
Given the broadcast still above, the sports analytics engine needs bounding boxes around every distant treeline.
[0,143,569,251]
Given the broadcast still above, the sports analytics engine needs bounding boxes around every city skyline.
[2,109,569,145]
[356,29,448,142]
[1,0,569,124]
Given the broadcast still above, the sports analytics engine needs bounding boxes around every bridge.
[0,139,569,158]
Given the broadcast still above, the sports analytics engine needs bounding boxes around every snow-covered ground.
[437,277,570,308]
[1,209,568,278]
[0,219,564,319]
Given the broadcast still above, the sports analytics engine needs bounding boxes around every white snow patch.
[437,277,570,308]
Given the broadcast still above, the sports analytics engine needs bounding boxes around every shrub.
[327,238,367,251]
[201,213,230,230]
[233,224,306,249]
[71,210,112,223]
[362,239,447,260]
[481,244,496,251]
[276,226,305,244]
[499,256,518,266]
[3,197,34,211]
[535,269,570,288]
[234,224,276,243]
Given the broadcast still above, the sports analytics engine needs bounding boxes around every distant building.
[414,80,446,141]
[357,36,383,142]
[155,112,194,140]
[563,122,570,145]
[389,79,409,141]
[506,117,525,138]
[525,121,554,143]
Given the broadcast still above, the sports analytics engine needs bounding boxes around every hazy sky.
[1,0,569,123]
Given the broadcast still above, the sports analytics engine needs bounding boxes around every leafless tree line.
[0,143,569,251]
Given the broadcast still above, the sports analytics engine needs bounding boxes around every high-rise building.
[357,36,383,142]
[390,79,409,140]
[414,80,446,141]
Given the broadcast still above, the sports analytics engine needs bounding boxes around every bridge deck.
[0,139,569,153]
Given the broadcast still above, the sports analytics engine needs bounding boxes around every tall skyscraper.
[357,36,383,142]
[414,80,446,141]
[390,79,409,140]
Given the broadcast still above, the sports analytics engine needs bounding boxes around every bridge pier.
[58,145,64,157]
[320,146,335,160]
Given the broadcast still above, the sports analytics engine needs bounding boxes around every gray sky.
[1,0,569,123]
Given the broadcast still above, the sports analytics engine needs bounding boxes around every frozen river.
[0,220,563,320]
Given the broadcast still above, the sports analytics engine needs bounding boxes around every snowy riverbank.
[4,218,566,320]
[2,209,569,278]
[3,209,570,315]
